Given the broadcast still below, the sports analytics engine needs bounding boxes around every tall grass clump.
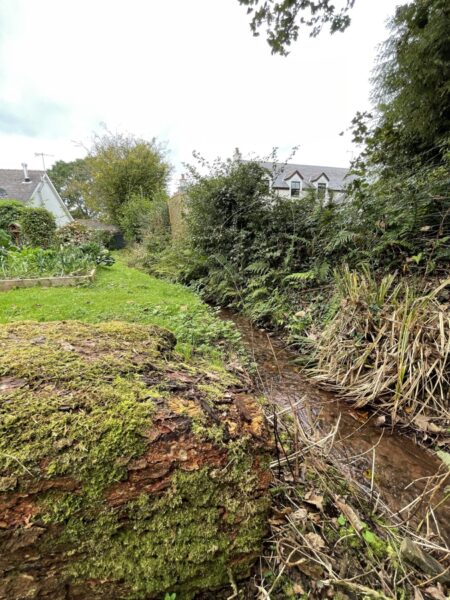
[314,267,450,431]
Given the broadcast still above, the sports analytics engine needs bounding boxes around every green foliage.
[238,0,355,55]
[0,319,269,598]
[0,229,12,249]
[0,257,241,362]
[20,206,56,248]
[55,221,94,246]
[86,129,171,225]
[56,221,115,251]
[78,241,115,266]
[367,0,450,172]
[47,158,93,218]
[0,246,95,279]
[0,199,24,230]
[119,192,170,245]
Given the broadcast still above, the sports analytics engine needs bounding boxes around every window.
[0,188,7,198]
[317,182,327,199]
[290,180,301,197]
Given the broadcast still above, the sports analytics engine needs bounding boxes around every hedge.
[0,200,24,230]
[20,207,56,248]
[0,200,56,248]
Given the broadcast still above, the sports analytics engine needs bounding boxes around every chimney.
[21,163,31,182]
[178,173,187,192]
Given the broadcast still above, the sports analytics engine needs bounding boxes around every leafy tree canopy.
[237,0,355,54]
[354,0,450,174]
[47,159,93,219]
[85,130,171,225]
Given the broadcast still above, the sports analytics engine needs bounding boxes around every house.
[167,162,354,236]
[0,164,73,226]
[260,162,354,202]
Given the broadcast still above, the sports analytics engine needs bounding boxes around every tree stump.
[0,321,271,599]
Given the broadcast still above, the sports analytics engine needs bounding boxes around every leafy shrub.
[56,221,115,252]
[20,207,56,248]
[119,192,170,245]
[56,222,93,246]
[0,200,25,230]
[91,229,114,249]
[78,241,115,266]
[0,230,12,250]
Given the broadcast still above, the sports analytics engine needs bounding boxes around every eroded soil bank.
[221,309,450,542]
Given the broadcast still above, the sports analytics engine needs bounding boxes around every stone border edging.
[0,268,96,292]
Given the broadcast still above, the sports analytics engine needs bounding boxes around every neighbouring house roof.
[75,219,119,232]
[0,168,45,202]
[259,162,354,191]
[0,168,73,224]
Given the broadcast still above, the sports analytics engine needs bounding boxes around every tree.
[366,0,450,173]
[119,192,170,245]
[86,130,171,225]
[47,159,93,218]
[237,0,355,55]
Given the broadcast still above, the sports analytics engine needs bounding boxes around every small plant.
[0,245,112,279]
[78,241,115,266]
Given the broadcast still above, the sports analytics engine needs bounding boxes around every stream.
[220,309,450,543]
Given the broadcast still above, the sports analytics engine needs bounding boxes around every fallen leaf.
[413,415,445,433]
[305,532,326,551]
[334,496,365,533]
[424,585,447,600]
[436,451,450,470]
[293,583,305,595]
[413,588,424,600]
[304,491,324,512]
[348,409,369,423]
[268,517,286,526]
[291,508,309,522]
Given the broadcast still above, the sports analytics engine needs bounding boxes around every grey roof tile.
[0,169,44,203]
[259,161,354,191]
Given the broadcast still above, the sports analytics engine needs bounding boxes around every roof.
[75,219,119,232]
[0,169,44,202]
[259,162,354,191]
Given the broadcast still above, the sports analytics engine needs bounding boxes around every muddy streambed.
[220,309,450,542]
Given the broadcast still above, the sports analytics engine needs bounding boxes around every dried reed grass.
[313,267,450,431]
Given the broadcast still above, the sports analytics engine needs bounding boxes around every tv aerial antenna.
[34,152,54,172]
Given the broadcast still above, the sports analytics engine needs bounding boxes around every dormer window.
[317,182,327,200]
[290,181,301,197]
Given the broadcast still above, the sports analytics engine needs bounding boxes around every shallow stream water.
[220,309,450,543]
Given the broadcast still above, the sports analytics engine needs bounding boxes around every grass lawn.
[0,257,240,360]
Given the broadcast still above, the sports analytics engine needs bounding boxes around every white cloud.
[0,0,398,185]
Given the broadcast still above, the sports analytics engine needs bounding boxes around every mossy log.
[0,321,271,599]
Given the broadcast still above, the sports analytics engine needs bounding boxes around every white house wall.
[273,188,347,203]
[29,178,73,226]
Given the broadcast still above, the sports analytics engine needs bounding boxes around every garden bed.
[0,267,96,291]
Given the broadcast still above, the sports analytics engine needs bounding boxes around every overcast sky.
[0,0,399,186]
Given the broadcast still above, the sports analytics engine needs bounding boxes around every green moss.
[0,320,271,599]
[41,464,269,599]
[0,321,167,483]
